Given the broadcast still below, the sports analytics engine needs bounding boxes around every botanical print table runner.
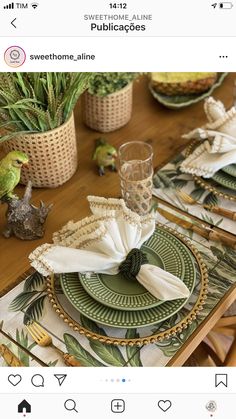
[153,152,236,234]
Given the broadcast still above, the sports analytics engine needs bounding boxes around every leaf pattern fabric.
[153,151,236,234]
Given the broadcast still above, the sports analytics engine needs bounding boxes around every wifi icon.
[31,2,38,8]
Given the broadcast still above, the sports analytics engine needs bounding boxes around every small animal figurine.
[0,150,29,201]
[93,138,117,176]
[3,181,53,240]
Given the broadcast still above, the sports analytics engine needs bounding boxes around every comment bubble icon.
[31,374,44,387]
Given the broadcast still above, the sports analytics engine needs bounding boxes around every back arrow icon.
[11,18,17,28]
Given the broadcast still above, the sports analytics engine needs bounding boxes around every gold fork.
[26,322,82,367]
[176,189,236,221]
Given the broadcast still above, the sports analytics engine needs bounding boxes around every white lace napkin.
[180,97,236,178]
[29,196,190,302]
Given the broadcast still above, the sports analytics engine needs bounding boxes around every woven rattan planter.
[3,113,78,188]
[83,82,133,132]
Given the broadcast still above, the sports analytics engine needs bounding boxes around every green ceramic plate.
[221,164,236,177]
[60,227,196,328]
[149,73,228,109]
[79,228,188,311]
[212,170,236,191]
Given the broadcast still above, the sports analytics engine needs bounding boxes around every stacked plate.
[60,226,196,329]
[211,164,236,192]
[196,163,236,200]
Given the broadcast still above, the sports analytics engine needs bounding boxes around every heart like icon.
[8,374,22,386]
[158,400,172,412]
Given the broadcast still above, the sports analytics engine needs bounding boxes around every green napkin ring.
[119,248,148,281]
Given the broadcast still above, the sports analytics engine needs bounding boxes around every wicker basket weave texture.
[2,113,78,188]
[120,174,153,216]
[83,82,133,132]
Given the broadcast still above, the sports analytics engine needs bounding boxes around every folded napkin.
[29,196,190,302]
[180,97,236,178]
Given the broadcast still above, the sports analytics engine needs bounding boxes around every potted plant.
[0,72,92,188]
[83,72,138,133]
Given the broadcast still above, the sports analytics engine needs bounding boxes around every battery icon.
[219,2,233,8]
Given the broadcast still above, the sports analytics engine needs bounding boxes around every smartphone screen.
[0,1,235,418]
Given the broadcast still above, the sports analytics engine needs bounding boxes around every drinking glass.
[118,141,153,215]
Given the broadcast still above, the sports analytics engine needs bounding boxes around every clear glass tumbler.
[118,141,153,215]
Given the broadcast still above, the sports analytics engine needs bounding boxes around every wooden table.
[1,74,236,365]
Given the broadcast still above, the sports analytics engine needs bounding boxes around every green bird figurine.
[0,151,29,201]
[93,138,117,176]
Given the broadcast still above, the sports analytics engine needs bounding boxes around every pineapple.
[151,72,217,96]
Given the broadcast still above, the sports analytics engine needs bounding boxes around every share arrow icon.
[54,374,67,386]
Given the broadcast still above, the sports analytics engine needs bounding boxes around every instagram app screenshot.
[0,1,236,418]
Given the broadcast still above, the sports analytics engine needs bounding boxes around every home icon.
[18,400,31,413]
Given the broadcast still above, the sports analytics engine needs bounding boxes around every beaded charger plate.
[46,225,209,346]
[186,143,236,202]
[76,227,194,311]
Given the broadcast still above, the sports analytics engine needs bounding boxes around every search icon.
[64,399,78,413]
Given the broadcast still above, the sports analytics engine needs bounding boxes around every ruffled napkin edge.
[29,196,156,276]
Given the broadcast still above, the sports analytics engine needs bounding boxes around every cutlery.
[0,328,47,366]
[26,322,82,367]
[0,344,24,366]
[157,206,236,249]
[176,189,236,221]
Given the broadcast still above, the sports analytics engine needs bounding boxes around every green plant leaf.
[0,131,30,144]
[172,154,185,165]
[87,339,126,366]
[153,173,164,189]
[0,120,21,129]
[221,253,236,270]
[215,218,224,227]
[172,179,188,189]
[190,187,205,201]
[0,72,93,137]
[23,295,47,325]
[160,169,178,177]
[87,72,138,97]
[48,359,59,367]
[157,322,197,357]
[125,329,142,366]
[157,171,174,188]
[15,73,30,97]
[80,315,108,336]
[203,192,219,207]
[9,291,38,312]
[16,328,36,366]
[24,272,46,292]
[63,333,105,367]
[201,213,214,224]
[80,315,126,366]
[209,246,225,260]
